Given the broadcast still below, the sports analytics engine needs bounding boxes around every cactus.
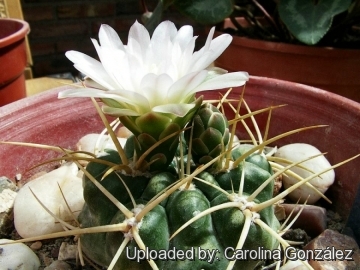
[72,85,360,269]
[75,97,317,269]
[78,137,279,269]
[4,94,358,269]
[118,96,203,173]
[184,102,229,168]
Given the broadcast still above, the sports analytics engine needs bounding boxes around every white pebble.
[76,133,127,155]
[0,189,17,212]
[274,143,335,204]
[58,242,77,260]
[0,239,40,270]
[14,162,84,238]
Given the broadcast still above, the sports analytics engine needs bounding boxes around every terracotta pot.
[0,18,30,106]
[215,18,360,102]
[0,76,359,228]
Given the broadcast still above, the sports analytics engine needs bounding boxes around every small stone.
[0,238,40,269]
[304,229,360,269]
[44,260,72,270]
[30,241,42,250]
[40,253,54,267]
[76,133,127,155]
[282,204,327,237]
[0,189,17,213]
[15,174,22,181]
[273,174,283,196]
[14,162,84,238]
[116,126,132,138]
[274,202,286,220]
[274,143,335,204]
[58,242,77,260]
[0,177,17,192]
[0,188,17,237]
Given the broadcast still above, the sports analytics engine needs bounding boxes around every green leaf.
[174,0,233,25]
[143,0,164,34]
[279,0,352,45]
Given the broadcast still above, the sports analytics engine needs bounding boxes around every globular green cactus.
[77,101,286,270]
[184,102,229,167]
[119,96,203,173]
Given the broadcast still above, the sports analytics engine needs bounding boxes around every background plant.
[143,0,360,47]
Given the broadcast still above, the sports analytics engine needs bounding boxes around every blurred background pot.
[0,76,359,238]
[216,18,360,102]
[0,18,29,106]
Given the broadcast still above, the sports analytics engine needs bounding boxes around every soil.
[326,210,346,232]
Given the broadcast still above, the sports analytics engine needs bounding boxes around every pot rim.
[0,18,30,49]
[246,76,360,109]
[1,76,359,114]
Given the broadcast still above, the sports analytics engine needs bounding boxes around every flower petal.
[167,71,208,103]
[178,36,197,77]
[83,78,107,90]
[99,24,125,50]
[152,21,177,44]
[152,103,196,117]
[102,106,140,116]
[62,20,248,123]
[190,34,232,72]
[203,26,215,52]
[205,34,233,65]
[128,21,150,59]
[151,21,177,67]
[65,50,118,90]
[194,72,249,92]
[98,46,133,90]
[174,25,194,51]
[58,88,150,112]
[140,73,173,107]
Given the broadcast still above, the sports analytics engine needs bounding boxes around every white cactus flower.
[58,20,249,118]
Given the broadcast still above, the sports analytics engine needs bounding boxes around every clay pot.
[0,76,359,229]
[216,18,360,102]
[0,18,30,106]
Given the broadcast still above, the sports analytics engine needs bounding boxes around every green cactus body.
[78,150,151,266]
[185,103,229,167]
[119,96,203,173]
[78,143,280,269]
[215,156,273,203]
[107,202,170,270]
